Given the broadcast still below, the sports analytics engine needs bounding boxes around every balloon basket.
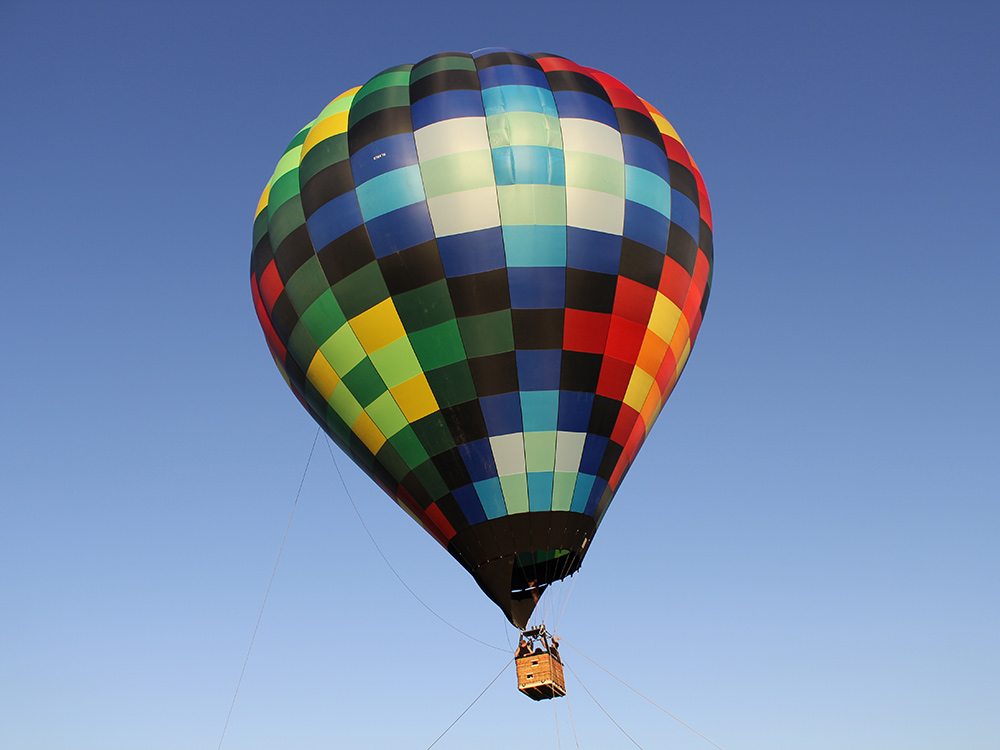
[515,625,566,700]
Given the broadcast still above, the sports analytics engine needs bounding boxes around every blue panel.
[622,134,670,180]
[355,164,425,221]
[474,477,508,519]
[491,146,565,186]
[520,390,559,432]
[481,85,559,117]
[670,189,701,240]
[452,484,487,525]
[570,473,596,514]
[579,434,609,475]
[437,228,507,276]
[411,89,485,130]
[552,90,618,129]
[305,190,363,249]
[502,225,566,267]
[480,392,523,435]
[557,391,594,432]
[623,199,669,252]
[566,227,621,273]
[458,438,499,482]
[364,202,435,258]
[477,63,549,90]
[625,165,671,218]
[527,473,554,511]
[584,476,608,516]
[507,266,565,308]
[516,351,561,391]
[350,133,419,185]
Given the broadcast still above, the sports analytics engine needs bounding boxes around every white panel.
[559,118,624,161]
[554,431,587,473]
[414,117,492,162]
[426,187,501,236]
[565,187,625,234]
[490,433,526,476]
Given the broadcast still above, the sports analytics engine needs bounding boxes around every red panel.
[610,403,640,446]
[659,256,692,309]
[251,275,287,362]
[604,315,646,362]
[426,503,457,543]
[259,259,284,314]
[653,349,679,392]
[663,136,693,171]
[582,67,647,113]
[563,309,611,354]
[612,277,657,324]
[595,356,634,400]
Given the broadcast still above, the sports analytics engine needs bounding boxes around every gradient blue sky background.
[3,2,998,748]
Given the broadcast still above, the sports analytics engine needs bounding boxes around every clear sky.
[2,1,998,748]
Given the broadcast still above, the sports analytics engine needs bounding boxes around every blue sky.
[2,1,998,748]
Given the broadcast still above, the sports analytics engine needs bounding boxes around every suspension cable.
[562,638,727,750]
[323,438,507,652]
[218,427,320,749]
[565,660,644,748]
[425,657,514,749]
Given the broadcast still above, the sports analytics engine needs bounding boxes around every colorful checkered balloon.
[251,49,713,627]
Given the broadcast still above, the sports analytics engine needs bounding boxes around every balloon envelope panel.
[251,49,712,626]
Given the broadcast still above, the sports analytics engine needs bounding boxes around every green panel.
[551,472,576,511]
[340,358,387,407]
[252,209,269,249]
[388,425,431,467]
[332,262,389,319]
[285,256,330,313]
[365,390,409,438]
[410,54,476,81]
[286,321,319,374]
[524,431,557,472]
[268,169,304,213]
[496,184,566,225]
[322,403,354,445]
[411,459,450,501]
[423,360,478,407]
[374,441,410,482]
[349,83,412,124]
[565,151,626,196]
[408,319,466,370]
[409,412,456,457]
[457,310,514,357]
[392,279,456,330]
[499,474,530,514]
[328,383,363,426]
[266,196,307,250]
[368,336,424,388]
[418,151,495,198]
[300,132,350,185]
[319,323,365,373]
[301,289,348,345]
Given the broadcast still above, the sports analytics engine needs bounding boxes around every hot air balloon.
[251,48,712,629]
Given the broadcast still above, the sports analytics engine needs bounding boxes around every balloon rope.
[563,660,645,749]
[324,438,508,652]
[425,656,514,749]
[565,690,582,749]
[561,638,727,750]
[218,427,320,749]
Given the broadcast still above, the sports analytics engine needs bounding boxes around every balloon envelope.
[251,49,713,627]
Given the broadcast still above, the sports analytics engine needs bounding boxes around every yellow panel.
[303,110,351,155]
[351,410,387,454]
[635,329,669,377]
[649,292,683,344]
[668,313,691,361]
[639,381,663,431]
[306,351,340,402]
[623,366,655,414]
[390,373,439,423]
[640,98,682,143]
[350,298,407,354]
[255,186,270,219]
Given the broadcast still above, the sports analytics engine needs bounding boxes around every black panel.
[597,441,624,482]
[665,222,698,276]
[699,218,714,267]
[560,351,602,393]
[252,233,274,280]
[348,107,414,155]
[377,240,446,295]
[618,238,664,288]
[468,351,519,396]
[429,447,474,488]
[410,69,481,101]
[273,225,316,282]
[565,268,617,313]
[587,394,622,438]
[447,269,511,316]
[616,107,666,152]
[301,160,355,217]
[267,291,298,344]
[542,69,613,104]
[474,51,539,69]
[440,399,489,444]
[668,160,699,204]
[316,225,376,284]
[512,308,564,349]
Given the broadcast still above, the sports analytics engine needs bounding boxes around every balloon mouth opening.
[511,549,575,591]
